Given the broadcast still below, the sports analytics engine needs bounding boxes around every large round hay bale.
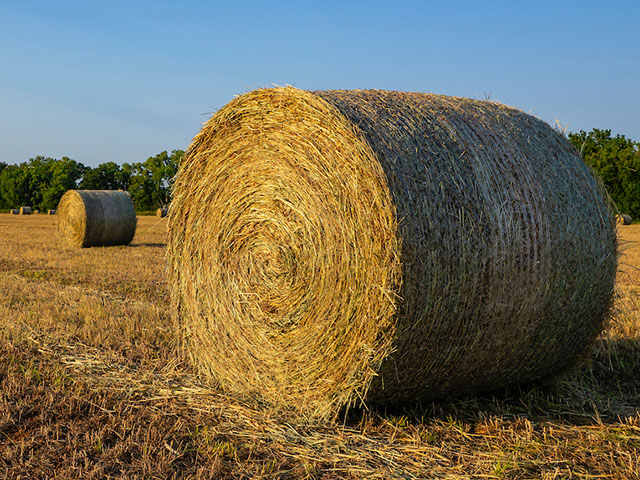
[10,209,18,215]
[616,214,632,225]
[156,207,168,218]
[19,206,32,215]
[57,190,137,248]
[168,87,617,419]
[47,209,56,215]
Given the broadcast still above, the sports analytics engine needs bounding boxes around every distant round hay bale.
[168,87,617,419]
[56,190,137,248]
[47,209,56,215]
[10,209,18,215]
[156,207,168,218]
[19,206,32,215]
[616,214,632,226]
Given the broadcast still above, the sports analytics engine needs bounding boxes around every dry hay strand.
[9,209,18,215]
[168,87,617,420]
[56,190,137,248]
[47,209,56,215]
[616,214,632,226]
[19,206,32,215]
[156,207,168,218]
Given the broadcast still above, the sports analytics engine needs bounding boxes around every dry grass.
[0,214,639,478]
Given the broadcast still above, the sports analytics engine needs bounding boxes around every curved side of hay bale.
[19,206,32,215]
[168,87,617,419]
[156,207,168,218]
[56,190,137,248]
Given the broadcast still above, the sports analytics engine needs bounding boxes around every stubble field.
[0,214,639,479]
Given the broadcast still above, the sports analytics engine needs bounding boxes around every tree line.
[568,129,640,219]
[1,128,638,217]
[0,150,183,212]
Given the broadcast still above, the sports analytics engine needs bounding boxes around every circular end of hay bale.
[169,88,401,418]
[57,190,88,246]
[57,190,137,248]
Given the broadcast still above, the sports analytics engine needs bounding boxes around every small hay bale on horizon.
[48,209,56,215]
[9,209,18,215]
[156,207,168,218]
[19,206,32,215]
[616,214,632,225]
[168,87,617,420]
[56,190,137,248]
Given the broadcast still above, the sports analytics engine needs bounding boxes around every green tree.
[568,129,640,218]
[127,150,183,210]
[0,162,7,208]
[0,163,31,208]
[128,162,156,211]
[80,161,129,190]
[27,156,57,209]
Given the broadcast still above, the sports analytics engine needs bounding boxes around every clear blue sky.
[1,0,638,167]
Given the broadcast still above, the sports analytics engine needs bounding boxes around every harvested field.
[0,213,639,479]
